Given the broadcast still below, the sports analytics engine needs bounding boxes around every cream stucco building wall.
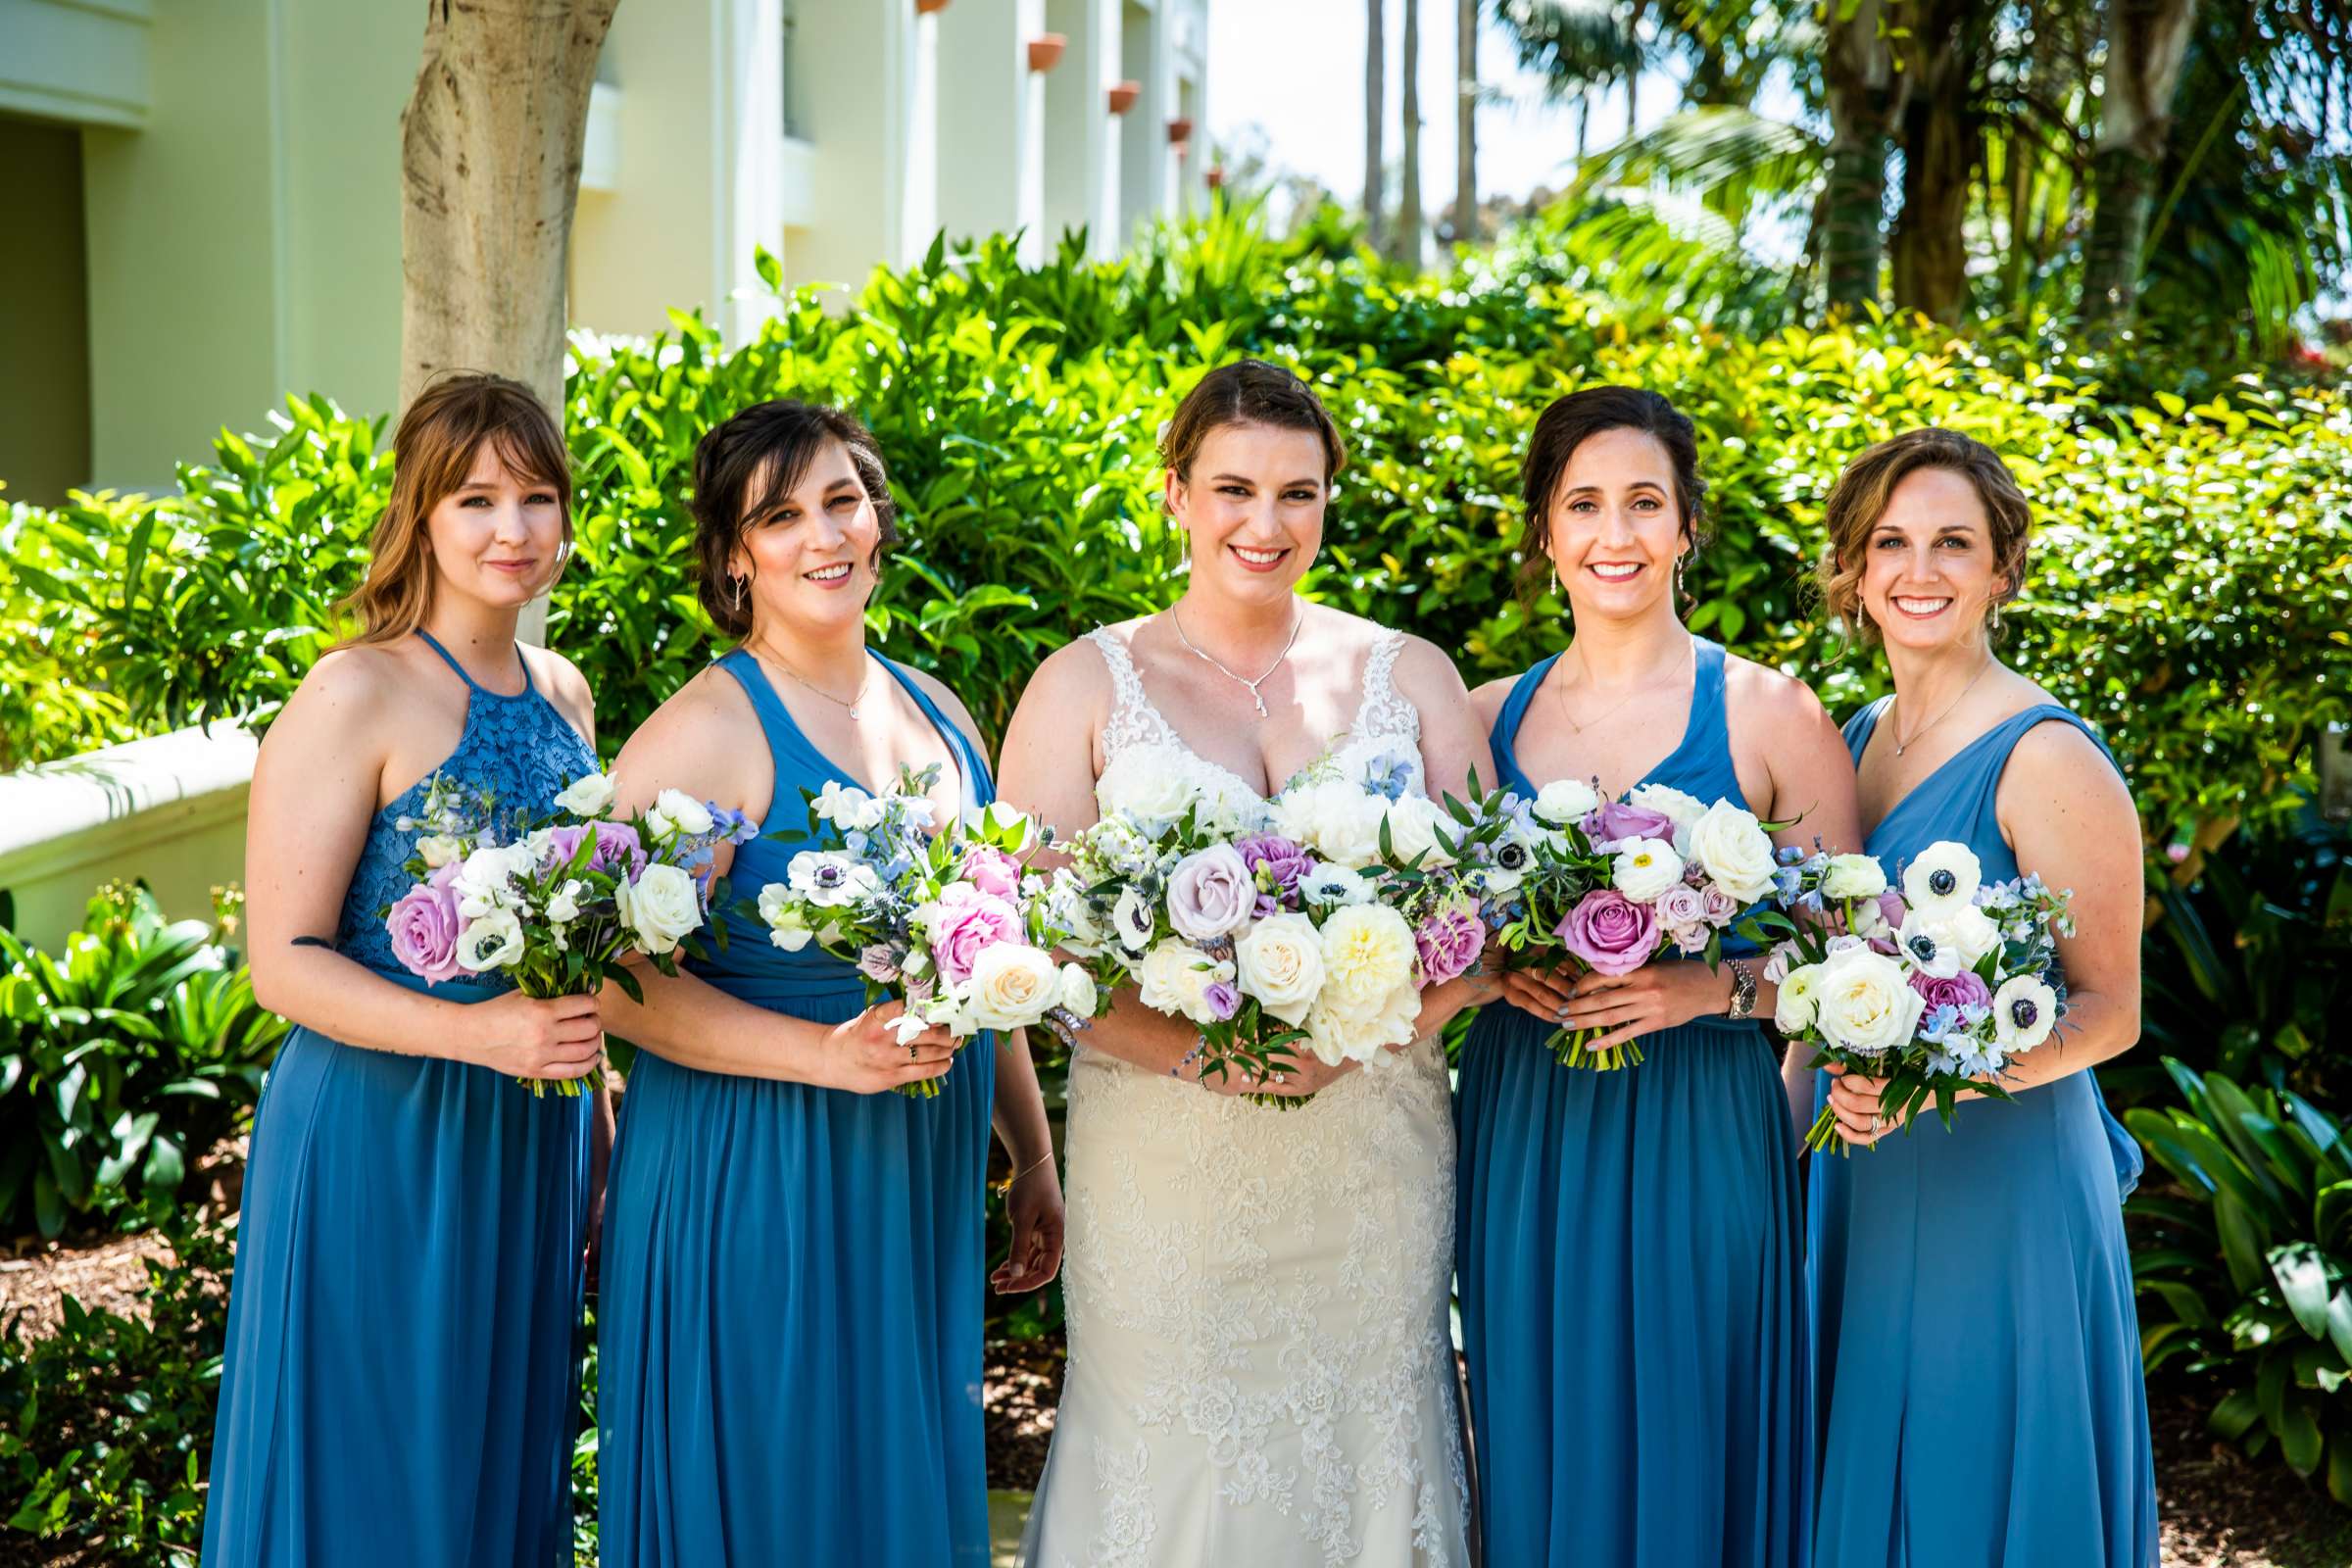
[0,0,1213,502]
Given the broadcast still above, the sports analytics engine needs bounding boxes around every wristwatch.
[1725,958,1757,1021]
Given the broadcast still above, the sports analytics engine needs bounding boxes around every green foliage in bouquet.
[2128,1061,2352,1503]
[0,886,284,1241]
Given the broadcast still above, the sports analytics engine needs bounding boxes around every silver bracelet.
[1726,958,1758,1021]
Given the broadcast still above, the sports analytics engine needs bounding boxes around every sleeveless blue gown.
[203,632,596,1567]
[1456,638,1811,1567]
[596,648,999,1567]
[1809,700,2157,1568]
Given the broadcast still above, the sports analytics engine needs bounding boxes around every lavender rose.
[386,865,466,985]
[1583,801,1678,848]
[1167,843,1255,942]
[932,891,1024,985]
[1699,885,1741,926]
[546,820,648,877]
[958,846,1022,901]
[1909,966,1992,1014]
[857,944,903,984]
[1414,906,1487,986]
[1654,883,1711,954]
[1555,889,1660,976]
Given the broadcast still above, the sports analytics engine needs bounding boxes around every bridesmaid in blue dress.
[591,400,1063,1568]
[1803,428,2157,1566]
[205,374,605,1565]
[1457,387,1861,1566]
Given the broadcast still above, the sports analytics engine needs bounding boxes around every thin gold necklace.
[752,641,876,720]
[1891,656,1995,758]
[1554,634,1695,733]
[1170,600,1304,719]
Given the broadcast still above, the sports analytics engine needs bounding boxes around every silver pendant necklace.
[1170,600,1303,719]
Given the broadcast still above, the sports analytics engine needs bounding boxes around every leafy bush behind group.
[5,209,2347,857]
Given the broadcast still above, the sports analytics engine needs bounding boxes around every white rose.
[1136,938,1232,1026]
[1287,782,1386,869]
[1610,837,1686,903]
[962,943,1059,1030]
[546,879,585,925]
[1628,783,1707,829]
[1686,802,1778,904]
[1944,905,2002,967]
[1821,853,1889,901]
[1057,962,1099,1016]
[554,770,618,818]
[456,907,523,972]
[647,788,715,840]
[1234,912,1328,1027]
[1774,962,1825,1032]
[1302,977,1419,1065]
[1531,778,1602,827]
[622,862,703,956]
[1811,948,1927,1056]
[1991,974,2060,1053]
[1318,904,1417,1012]
[1902,841,1983,920]
[1381,794,1458,867]
[1096,750,1200,827]
[416,833,464,869]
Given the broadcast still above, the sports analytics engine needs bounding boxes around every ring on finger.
[906,1042,920,1060]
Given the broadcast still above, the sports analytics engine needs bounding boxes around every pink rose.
[932,889,1024,985]
[958,846,1022,901]
[1167,844,1254,942]
[1414,906,1487,986]
[1554,888,1660,976]
[1700,886,1741,926]
[385,866,466,985]
[1655,883,1707,929]
[1910,967,1992,1013]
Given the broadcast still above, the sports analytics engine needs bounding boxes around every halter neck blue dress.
[204,631,596,1566]
[1808,699,2157,1568]
[596,647,999,1567]
[1455,638,1811,1567]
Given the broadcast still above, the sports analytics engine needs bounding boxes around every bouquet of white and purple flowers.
[381,769,751,1094]
[750,766,1103,1098]
[1767,839,2074,1154]
[1492,778,1784,1069]
[1048,760,1513,1106]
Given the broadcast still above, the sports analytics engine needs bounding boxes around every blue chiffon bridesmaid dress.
[1809,699,2157,1568]
[1455,637,1812,1567]
[203,631,596,1566]
[595,647,998,1567]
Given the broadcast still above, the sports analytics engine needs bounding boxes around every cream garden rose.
[1234,912,1328,1026]
[964,943,1060,1031]
[1686,801,1778,903]
[1532,777,1602,827]
[1318,903,1418,1013]
[1811,947,1927,1056]
[620,862,703,956]
[1821,854,1888,901]
[1137,938,1233,1027]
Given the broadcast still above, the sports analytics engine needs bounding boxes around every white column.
[1043,0,1120,254]
[792,0,923,292]
[936,0,1045,261]
[1116,0,1166,240]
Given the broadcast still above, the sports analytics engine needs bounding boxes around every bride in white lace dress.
[999,362,1496,1567]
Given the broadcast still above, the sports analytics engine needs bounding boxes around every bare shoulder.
[899,662,988,752]
[1468,674,1517,729]
[2007,711,2132,808]
[1390,632,1474,698]
[1723,649,1831,725]
[615,663,760,797]
[522,643,597,739]
[275,644,402,740]
[1016,632,1118,711]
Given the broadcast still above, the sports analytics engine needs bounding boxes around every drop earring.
[733,573,746,612]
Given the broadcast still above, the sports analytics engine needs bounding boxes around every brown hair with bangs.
[335,372,572,646]
[1816,427,2033,645]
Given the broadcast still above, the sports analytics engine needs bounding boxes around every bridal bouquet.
[1492,778,1783,1069]
[382,769,748,1094]
[1767,839,2074,1154]
[1047,755,1513,1106]
[750,766,1102,1098]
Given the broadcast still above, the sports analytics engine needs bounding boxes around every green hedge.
[7,209,2348,854]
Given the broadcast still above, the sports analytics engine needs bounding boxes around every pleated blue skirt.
[595,1006,996,1567]
[1456,1006,1811,1567]
[203,987,591,1567]
[1809,1072,2157,1567]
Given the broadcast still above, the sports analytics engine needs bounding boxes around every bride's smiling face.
[1166,421,1328,606]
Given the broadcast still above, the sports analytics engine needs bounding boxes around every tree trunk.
[1365,0,1387,249]
[1396,0,1423,266]
[1453,0,1478,244]
[400,0,616,418]
[1820,0,1906,311]
[2082,0,2197,328]
[1887,0,1989,323]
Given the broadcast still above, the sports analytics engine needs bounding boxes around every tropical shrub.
[2128,1061,2352,1503]
[0,885,284,1241]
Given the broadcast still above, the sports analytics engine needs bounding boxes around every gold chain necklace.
[1890,656,1994,758]
[1553,634,1695,733]
[752,642,876,721]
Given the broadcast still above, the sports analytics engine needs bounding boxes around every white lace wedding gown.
[1017,626,1472,1568]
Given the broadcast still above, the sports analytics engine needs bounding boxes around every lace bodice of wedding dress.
[1016,623,1471,1568]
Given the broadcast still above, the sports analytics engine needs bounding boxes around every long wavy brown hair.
[334,373,573,647]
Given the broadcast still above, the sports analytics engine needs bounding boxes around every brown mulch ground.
[9,1219,2347,1566]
